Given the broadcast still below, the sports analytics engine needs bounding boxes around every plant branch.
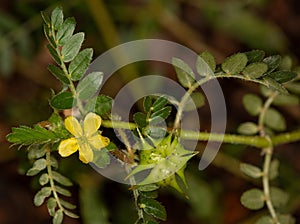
[102,119,300,148]
[259,92,279,223]
[46,145,64,211]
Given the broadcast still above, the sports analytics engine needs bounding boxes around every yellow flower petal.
[84,113,101,137]
[58,138,79,157]
[65,116,83,137]
[78,141,93,163]
[88,134,110,150]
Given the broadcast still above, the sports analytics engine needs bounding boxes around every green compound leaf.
[48,64,69,84]
[39,173,49,186]
[7,125,59,146]
[264,108,286,131]
[242,62,268,78]
[53,209,63,224]
[51,7,63,30]
[197,51,216,75]
[140,198,167,221]
[52,171,73,186]
[240,188,265,210]
[34,187,52,206]
[183,92,205,111]
[265,70,297,84]
[221,53,248,75]
[77,72,103,100]
[172,57,195,88]
[243,94,262,116]
[272,94,299,106]
[240,163,262,178]
[133,112,147,128]
[50,91,75,110]
[245,50,265,63]
[69,48,93,81]
[269,159,279,180]
[263,55,281,73]
[270,187,289,208]
[237,122,259,135]
[27,158,47,176]
[61,32,84,62]
[47,197,57,216]
[56,17,76,46]
[152,96,168,112]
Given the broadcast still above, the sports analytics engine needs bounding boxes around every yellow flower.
[58,112,110,163]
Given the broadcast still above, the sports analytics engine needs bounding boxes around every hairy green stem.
[46,146,64,212]
[259,92,279,223]
[102,119,300,148]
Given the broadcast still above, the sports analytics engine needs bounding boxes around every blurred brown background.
[0,0,300,223]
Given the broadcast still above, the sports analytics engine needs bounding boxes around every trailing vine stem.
[173,76,212,130]
[117,128,144,222]
[46,145,64,212]
[258,91,279,223]
[101,119,300,149]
